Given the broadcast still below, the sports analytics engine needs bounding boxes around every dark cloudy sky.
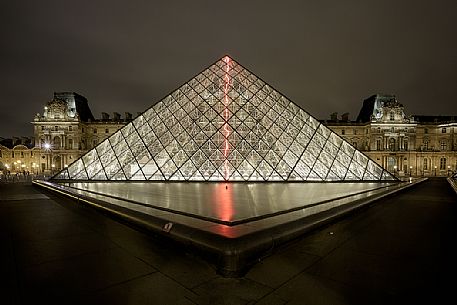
[1,0,456,138]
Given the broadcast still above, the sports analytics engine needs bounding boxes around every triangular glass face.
[52,56,396,182]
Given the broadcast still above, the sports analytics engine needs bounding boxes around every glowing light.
[223,56,231,180]
[43,143,51,150]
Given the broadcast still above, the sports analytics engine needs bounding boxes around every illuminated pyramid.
[53,56,396,181]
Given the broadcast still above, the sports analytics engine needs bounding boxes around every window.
[442,127,446,133]
[93,139,97,147]
[82,127,84,133]
[377,127,381,133]
[341,129,345,135]
[69,139,73,149]
[423,158,428,170]
[31,151,33,157]
[105,128,109,133]
[376,139,381,151]
[423,140,429,150]
[390,112,395,121]
[93,128,97,134]
[21,152,24,158]
[41,126,45,131]
[424,128,428,134]
[440,140,446,150]
[404,139,408,151]
[69,126,72,131]
[353,129,357,135]
[12,152,15,158]
[352,142,357,148]
[389,138,396,151]
[440,158,446,170]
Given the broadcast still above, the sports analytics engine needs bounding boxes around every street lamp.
[43,142,53,174]
[434,165,437,176]
[409,166,412,177]
[393,165,397,177]
[448,165,451,176]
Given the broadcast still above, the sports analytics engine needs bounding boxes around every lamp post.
[394,165,397,177]
[409,166,412,177]
[434,165,437,176]
[448,165,451,177]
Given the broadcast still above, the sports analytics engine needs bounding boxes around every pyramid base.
[33,179,424,277]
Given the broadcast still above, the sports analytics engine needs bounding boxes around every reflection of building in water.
[324,94,457,177]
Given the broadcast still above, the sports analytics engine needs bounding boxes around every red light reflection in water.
[212,183,234,226]
[223,56,231,180]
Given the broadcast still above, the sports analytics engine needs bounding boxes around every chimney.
[113,112,121,121]
[330,112,338,121]
[341,113,349,122]
[125,112,132,121]
[102,112,110,120]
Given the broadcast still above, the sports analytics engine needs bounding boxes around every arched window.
[404,139,408,151]
[389,138,396,151]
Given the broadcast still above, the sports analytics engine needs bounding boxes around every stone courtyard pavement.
[1,178,455,305]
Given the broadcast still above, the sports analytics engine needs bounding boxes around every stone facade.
[324,95,457,177]
[0,92,128,175]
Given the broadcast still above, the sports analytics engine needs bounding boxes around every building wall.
[325,100,456,177]
[0,95,126,175]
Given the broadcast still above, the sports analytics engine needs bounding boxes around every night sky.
[1,0,456,138]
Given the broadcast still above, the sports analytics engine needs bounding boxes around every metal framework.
[53,56,396,182]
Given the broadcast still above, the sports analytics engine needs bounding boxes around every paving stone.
[86,272,197,305]
[191,278,272,305]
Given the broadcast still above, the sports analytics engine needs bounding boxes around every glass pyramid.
[52,56,396,182]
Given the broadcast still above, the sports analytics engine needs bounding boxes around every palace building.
[0,92,128,175]
[324,94,457,177]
